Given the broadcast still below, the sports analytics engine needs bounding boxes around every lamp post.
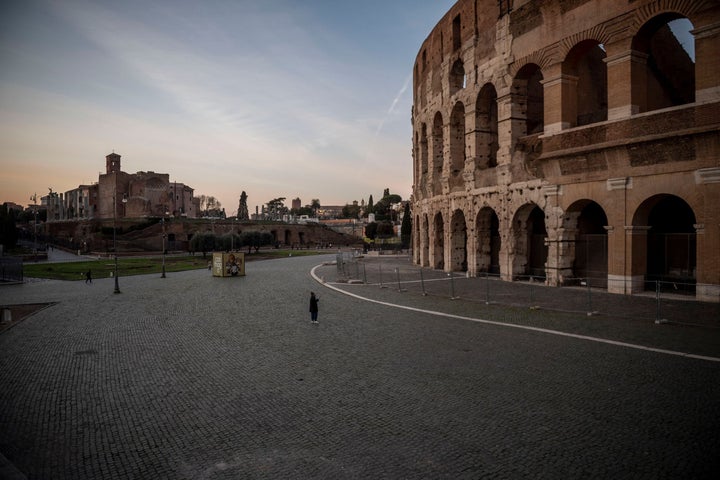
[231,217,235,251]
[161,210,168,278]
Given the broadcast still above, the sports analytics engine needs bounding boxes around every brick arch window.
[563,40,608,127]
[475,83,499,168]
[513,64,544,136]
[449,59,466,96]
[632,15,695,113]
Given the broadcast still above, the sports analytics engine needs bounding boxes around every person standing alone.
[309,292,319,323]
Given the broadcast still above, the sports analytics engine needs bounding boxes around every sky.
[0,0,457,215]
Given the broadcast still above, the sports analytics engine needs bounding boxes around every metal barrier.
[0,257,23,283]
[340,256,719,327]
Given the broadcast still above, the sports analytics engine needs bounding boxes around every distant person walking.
[85,269,92,284]
[309,292,319,323]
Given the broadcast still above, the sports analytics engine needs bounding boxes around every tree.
[377,221,395,238]
[341,203,361,219]
[367,195,374,215]
[266,197,287,220]
[240,231,274,253]
[198,195,222,217]
[365,222,378,240]
[237,191,249,220]
[310,199,320,217]
[0,204,18,250]
[400,202,412,248]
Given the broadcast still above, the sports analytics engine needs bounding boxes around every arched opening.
[420,123,428,176]
[450,209,467,272]
[476,207,500,274]
[449,102,466,192]
[567,200,608,287]
[449,59,466,96]
[512,204,548,279]
[284,229,292,246]
[422,214,430,267]
[475,84,499,169]
[513,64,544,136]
[638,195,697,290]
[432,112,444,196]
[564,40,607,127]
[632,16,695,113]
[433,212,444,270]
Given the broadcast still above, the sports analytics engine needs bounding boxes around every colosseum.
[411,0,720,302]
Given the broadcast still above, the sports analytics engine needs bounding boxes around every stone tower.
[106,153,121,174]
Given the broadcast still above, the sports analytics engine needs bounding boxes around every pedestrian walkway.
[1,254,718,479]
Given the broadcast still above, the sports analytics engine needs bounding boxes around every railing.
[337,257,719,328]
[0,257,23,283]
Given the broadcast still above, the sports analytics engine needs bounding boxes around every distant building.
[291,197,302,210]
[44,152,200,221]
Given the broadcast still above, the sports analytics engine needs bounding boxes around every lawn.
[22,250,328,280]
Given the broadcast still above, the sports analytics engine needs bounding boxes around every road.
[1,254,718,479]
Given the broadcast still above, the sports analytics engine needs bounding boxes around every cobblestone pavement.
[1,254,719,479]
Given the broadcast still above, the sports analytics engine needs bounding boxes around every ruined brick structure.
[48,153,200,221]
[411,0,720,301]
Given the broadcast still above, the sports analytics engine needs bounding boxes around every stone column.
[622,226,651,294]
[542,70,577,134]
[693,22,720,104]
[695,167,720,302]
[604,49,648,120]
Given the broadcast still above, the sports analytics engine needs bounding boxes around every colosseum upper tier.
[411,0,720,301]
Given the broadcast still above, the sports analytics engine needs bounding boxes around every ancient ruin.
[411,0,720,301]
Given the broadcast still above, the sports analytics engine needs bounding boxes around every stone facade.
[411,0,720,301]
[46,153,200,221]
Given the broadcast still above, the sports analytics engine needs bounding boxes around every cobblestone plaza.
[1,254,719,479]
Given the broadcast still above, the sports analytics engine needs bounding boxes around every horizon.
[1,0,457,215]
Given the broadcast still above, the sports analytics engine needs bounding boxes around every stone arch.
[449,58,466,96]
[631,14,695,113]
[564,200,609,286]
[563,40,608,127]
[284,229,292,246]
[475,207,500,274]
[511,203,548,279]
[633,194,697,288]
[450,209,468,272]
[512,64,544,137]
[422,213,430,267]
[449,102,466,192]
[420,123,429,176]
[433,211,445,270]
[431,112,444,196]
[475,83,499,169]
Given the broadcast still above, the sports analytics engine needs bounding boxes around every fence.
[335,255,719,328]
[0,257,23,283]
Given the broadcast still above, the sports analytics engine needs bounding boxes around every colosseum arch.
[450,59,466,96]
[431,112,444,197]
[562,40,608,127]
[421,213,430,267]
[563,200,609,287]
[511,204,548,279]
[419,124,428,192]
[632,194,697,291]
[512,64,544,139]
[475,207,500,274]
[632,14,695,113]
[475,84,499,171]
[432,212,445,270]
[449,102,466,192]
[450,209,468,272]
[411,0,719,302]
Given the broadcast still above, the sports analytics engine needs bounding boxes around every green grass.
[23,250,328,280]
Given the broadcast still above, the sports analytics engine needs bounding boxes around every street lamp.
[161,210,169,278]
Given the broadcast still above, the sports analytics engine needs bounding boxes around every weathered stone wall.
[411,0,720,301]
